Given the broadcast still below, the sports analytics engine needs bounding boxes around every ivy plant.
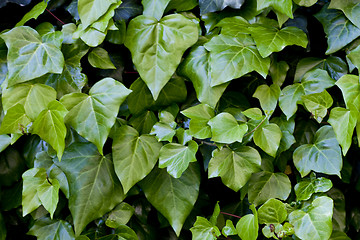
[0,0,360,239]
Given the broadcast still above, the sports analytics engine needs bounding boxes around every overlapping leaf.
[181,103,214,139]
[302,90,333,123]
[199,0,245,15]
[124,14,198,99]
[0,104,31,135]
[256,0,293,18]
[28,218,75,240]
[236,205,258,240]
[258,198,287,224]
[88,47,115,69]
[253,84,281,115]
[254,123,282,157]
[190,217,221,240]
[329,0,360,29]
[142,0,171,20]
[78,0,119,28]
[294,174,332,201]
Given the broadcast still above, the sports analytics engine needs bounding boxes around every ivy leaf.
[336,74,360,113]
[328,107,357,155]
[78,0,119,29]
[140,164,200,236]
[0,135,11,153]
[129,111,157,134]
[2,83,56,120]
[258,198,287,224]
[315,4,360,54]
[302,90,333,124]
[249,25,308,58]
[270,60,289,87]
[15,0,47,27]
[37,178,60,219]
[124,14,198,100]
[279,83,305,120]
[295,175,333,201]
[0,104,31,135]
[199,0,245,15]
[204,33,270,87]
[142,0,171,20]
[61,78,131,155]
[179,45,228,108]
[254,123,282,157]
[222,220,237,237]
[0,26,64,86]
[115,225,138,240]
[159,141,198,178]
[55,143,124,236]
[181,104,215,139]
[293,0,317,7]
[253,84,281,115]
[112,125,161,194]
[293,125,342,177]
[88,47,116,69]
[208,112,248,144]
[28,218,75,240]
[166,0,198,12]
[329,0,360,29]
[257,0,293,18]
[208,146,262,192]
[114,0,143,22]
[289,196,333,240]
[105,202,135,228]
[190,216,221,240]
[236,205,258,240]
[32,101,68,160]
[248,171,291,206]
[22,168,46,216]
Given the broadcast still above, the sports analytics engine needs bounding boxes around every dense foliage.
[0,0,359,239]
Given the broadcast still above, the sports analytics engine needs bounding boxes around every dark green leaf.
[105,202,135,228]
[199,0,245,15]
[88,47,116,69]
[270,60,289,87]
[166,0,198,12]
[115,225,138,240]
[28,217,75,240]
[114,0,143,21]
[129,111,157,134]
[329,0,360,29]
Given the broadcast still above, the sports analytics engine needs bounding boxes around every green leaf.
[294,0,317,7]
[248,171,291,206]
[249,24,308,58]
[208,112,248,143]
[289,196,333,240]
[293,125,342,177]
[88,47,116,69]
[55,143,124,236]
[115,225,138,240]
[28,218,75,240]
[78,0,119,29]
[270,60,289,87]
[295,175,332,201]
[112,125,161,193]
[257,0,293,18]
[140,164,200,236]
[315,4,360,54]
[159,141,198,178]
[142,0,171,20]
[254,123,282,157]
[166,0,198,12]
[199,0,245,15]
[330,231,351,240]
[179,45,228,108]
[16,1,47,27]
[114,0,143,22]
[209,202,220,225]
[0,104,31,135]
[204,33,270,87]
[73,24,107,48]
[236,205,258,240]
[181,104,215,139]
[279,83,305,120]
[242,108,263,120]
[222,220,237,237]
[0,135,11,153]
[124,14,198,100]
[32,101,68,160]
[328,107,357,155]
[208,146,262,192]
[190,216,221,240]
[37,178,60,219]
[22,168,46,216]
[336,74,360,113]
[253,84,281,115]
[2,83,56,120]
[329,0,360,29]
[61,78,131,154]
[105,202,135,228]
[302,90,333,123]
[301,69,336,94]
[258,198,287,224]
[129,111,157,134]
[0,26,64,86]
[347,44,360,71]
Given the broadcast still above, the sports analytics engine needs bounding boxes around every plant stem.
[194,138,217,147]
[220,211,242,219]
[243,117,267,138]
[46,9,65,25]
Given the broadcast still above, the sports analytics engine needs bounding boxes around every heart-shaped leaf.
[78,0,119,29]
[236,205,258,240]
[258,198,287,224]
[142,0,171,20]
[181,104,215,139]
[190,216,221,240]
[253,84,281,115]
[329,0,360,29]
[0,104,31,135]
[257,0,293,18]
[302,90,333,123]
[253,123,282,157]
[293,125,342,177]
[88,47,116,69]
[28,218,75,240]
[295,174,332,201]
[124,14,198,99]
[22,168,46,216]
[37,178,60,219]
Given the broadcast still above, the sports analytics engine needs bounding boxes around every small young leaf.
[258,198,287,224]
[253,123,282,157]
[236,205,258,240]
[0,104,31,135]
[181,104,215,139]
[37,178,60,219]
[15,0,47,27]
[190,216,221,240]
[88,47,116,69]
[302,90,333,123]
[78,0,118,29]
[105,202,135,228]
[253,84,281,115]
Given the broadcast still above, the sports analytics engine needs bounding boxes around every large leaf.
[293,125,342,177]
[32,101,68,160]
[2,83,56,120]
[55,143,124,236]
[142,0,171,20]
[289,196,334,240]
[208,112,248,144]
[78,0,119,29]
[208,146,262,191]
[61,78,131,154]
[253,123,282,157]
[28,218,75,240]
[105,202,135,228]
[249,24,308,58]
[139,164,200,236]
[112,125,161,193]
[124,14,198,99]
[0,27,64,86]
[328,107,357,155]
[190,217,221,240]
[253,84,281,115]
[257,0,293,18]
[248,171,291,206]
[236,205,258,240]
[159,141,198,178]
[179,45,228,108]
[315,4,360,54]
[204,33,270,87]
[329,0,360,29]
[199,0,245,15]
[258,198,287,224]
